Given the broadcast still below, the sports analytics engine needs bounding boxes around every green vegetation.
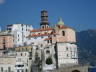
[46,57,53,65]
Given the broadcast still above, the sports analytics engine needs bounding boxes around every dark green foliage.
[46,57,53,65]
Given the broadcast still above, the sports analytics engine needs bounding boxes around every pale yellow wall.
[0,36,13,49]
[65,28,76,43]
[0,57,16,64]
[52,28,76,43]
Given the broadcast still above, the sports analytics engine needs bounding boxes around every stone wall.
[48,65,89,72]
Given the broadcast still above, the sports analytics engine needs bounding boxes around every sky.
[0,0,96,31]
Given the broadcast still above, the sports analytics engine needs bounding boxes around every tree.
[46,57,53,65]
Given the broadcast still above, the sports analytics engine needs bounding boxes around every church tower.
[40,10,49,29]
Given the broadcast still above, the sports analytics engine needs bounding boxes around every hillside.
[77,29,96,66]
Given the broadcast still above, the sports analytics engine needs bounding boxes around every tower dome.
[57,17,64,25]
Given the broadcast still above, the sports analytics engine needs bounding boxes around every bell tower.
[40,10,49,29]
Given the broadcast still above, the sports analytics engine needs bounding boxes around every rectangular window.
[22,28,23,31]
[21,69,24,72]
[1,67,3,72]
[8,67,11,72]
[66,47,68,51]
[26,29,27,31]
[50,40,52,43]
[67,54,69,57]
[62,31,65,36]
[17,69,20,72]
[47,40,49,43]
[13,39,14,42]
[3,44,6,49]
[18,35,19,37]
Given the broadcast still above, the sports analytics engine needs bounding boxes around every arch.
[62,31,65,36]
[46,57,53,65]
[72,70,80,72]
[46,50,50,54]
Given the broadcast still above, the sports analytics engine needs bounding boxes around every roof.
[30,28,53,32]
[15,46,32,51]
[54,24,75,31]
[55,24,68,29]
[0,30,12,36]
[44,37,52,41]
[27,32,57,38]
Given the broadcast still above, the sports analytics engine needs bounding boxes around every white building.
[6,24,33,47]
[16,51,32,72]
[0,51,16,72]
[0,50,32,72]
[55,43,78,68]
[0,57,16,72]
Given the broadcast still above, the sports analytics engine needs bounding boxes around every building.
[15,46,32,52]
[16,51,32,72]
[48,64,89,72]
[0,51,16,72]
[15,46,33,72]
[53,19,78,68]
[6,24,33,47]
[0,31,13,50]
[0,46,33,72]
[26,10,78,71]
[0,10,87,72]
[26,10,54,46]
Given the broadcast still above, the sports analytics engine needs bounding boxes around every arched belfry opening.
[72,70,80,72]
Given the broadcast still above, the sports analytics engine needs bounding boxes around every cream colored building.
[0,45,33,72]
[53,18,78,68]
[16,51,32,72]
[0,31,13,50]
[0,54,16,72]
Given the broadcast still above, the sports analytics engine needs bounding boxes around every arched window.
[21,53,22,56]
[26,69,28,72]
[46,50,50,54]
[66,47,68,51]
[42,25,44,29]
[46,57,53,65]
[8,67,11,72]
[62,31,65,36]
[67,54,69,57]
[25,53,26,56]
[72,70,80,72]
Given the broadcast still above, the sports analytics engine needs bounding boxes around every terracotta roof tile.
[44,37,52,40]
[30,28,53,32]
[27,32,57,38]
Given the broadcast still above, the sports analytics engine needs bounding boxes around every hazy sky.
[0,0,96,31]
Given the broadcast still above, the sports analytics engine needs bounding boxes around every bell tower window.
[62,31,65,36]
[42,25,44,29]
